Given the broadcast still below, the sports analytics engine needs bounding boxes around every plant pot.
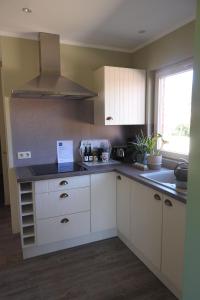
[136,153,147,164]
[147,155,162,170]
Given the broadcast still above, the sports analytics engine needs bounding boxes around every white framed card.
[57,140,73,163]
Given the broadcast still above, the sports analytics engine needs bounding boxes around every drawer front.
[35,187,90,219]
[37,211,90,245]
[35,180,49,194]
[48,175,90,192]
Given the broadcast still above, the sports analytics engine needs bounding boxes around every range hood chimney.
[12,33,97,100]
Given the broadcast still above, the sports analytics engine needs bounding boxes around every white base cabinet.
[18,171,185,299]
[35,187,90,219]
[19,173,117,259]
[116,176,185,298]
[91,172,117,233]
[131,181,163,270]
[116,174,131,241]
[37,211,91,245]
[161,196,186,293]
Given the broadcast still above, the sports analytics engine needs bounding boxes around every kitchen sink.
[140,170,187,194]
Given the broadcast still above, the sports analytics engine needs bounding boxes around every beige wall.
[132,21,195,71]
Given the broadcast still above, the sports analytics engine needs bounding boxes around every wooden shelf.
[23,236,35,247]
[23,227,35,238]
[21,204,33,216]
[22,215,34,226]
[21,193,33,204]
[19,181,36,248]
[20,182,32,192]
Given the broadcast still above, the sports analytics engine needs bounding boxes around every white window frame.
[154,59,193,160]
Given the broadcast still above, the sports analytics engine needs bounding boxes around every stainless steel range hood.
[12,33,97,100]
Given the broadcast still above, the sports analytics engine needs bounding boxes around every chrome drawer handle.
[60,193,68,199]
[60,218,69,224]
[60,180,68,186]
[154,194,161,201]
[165,199,173,207]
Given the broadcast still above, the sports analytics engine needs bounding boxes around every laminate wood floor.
[0,207,177,300]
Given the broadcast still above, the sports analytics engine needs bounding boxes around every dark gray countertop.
[15,163,187,204]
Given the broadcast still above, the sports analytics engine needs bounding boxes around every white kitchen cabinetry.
[94,66,146,125]
[131,181,163,270]
[116,174,131,241]
[35,187,90,219]
[18,170,185,299]
[91,172,117,233]
[37,211,90,245]
[161,196,186,293]
[18,182,36,247]
[34,175,91,246]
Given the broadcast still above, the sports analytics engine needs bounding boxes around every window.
[155,61,193,158]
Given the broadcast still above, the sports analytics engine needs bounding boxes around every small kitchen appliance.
[174,160,188,189]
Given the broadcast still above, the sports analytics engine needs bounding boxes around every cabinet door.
[119,68,145,125]
[104,67,120,125]
[91,172,116,232]
[131,181,163,269]
[116,174,131,240]
[94,66,146,126]
[161,196,186,292]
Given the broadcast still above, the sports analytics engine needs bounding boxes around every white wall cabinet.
[131,181,163,270]
[94,66,146,125]
[116,174,131,241]
[161,196,186,293]
[91,172,116,233]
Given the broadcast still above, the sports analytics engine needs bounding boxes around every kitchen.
[0,0,199,299]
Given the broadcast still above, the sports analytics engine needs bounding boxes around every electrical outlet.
[17,151,31,159]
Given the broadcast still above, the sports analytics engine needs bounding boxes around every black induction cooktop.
[29,163,87,176]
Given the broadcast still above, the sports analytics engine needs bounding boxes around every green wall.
[183,3,200,300]
[0,36,132,97]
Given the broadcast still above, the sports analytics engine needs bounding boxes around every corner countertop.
[15,162,187,204]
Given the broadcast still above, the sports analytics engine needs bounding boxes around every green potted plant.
[145,133,167,170]
[133,131,148,164]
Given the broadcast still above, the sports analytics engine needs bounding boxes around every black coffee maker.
[111,140,138,163]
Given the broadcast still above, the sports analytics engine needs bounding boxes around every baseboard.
[23,228,117,259]
[118,231,181,300]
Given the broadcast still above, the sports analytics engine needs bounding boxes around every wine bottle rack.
[19,182,36,247]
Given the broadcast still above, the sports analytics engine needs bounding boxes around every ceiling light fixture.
[138,30,146,34]
[22,7,32,13]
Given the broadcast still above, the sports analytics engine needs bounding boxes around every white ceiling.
[0,0,196,52]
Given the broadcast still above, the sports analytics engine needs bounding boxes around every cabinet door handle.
[106,116,113,121]
[117,175,122,180]
[154,194,161,201]
[60,193,69,199]
[164,199,173,207]
[60,218,69,224]
[60,180,68,186]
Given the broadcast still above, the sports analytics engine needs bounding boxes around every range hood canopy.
[12,33,97,100]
